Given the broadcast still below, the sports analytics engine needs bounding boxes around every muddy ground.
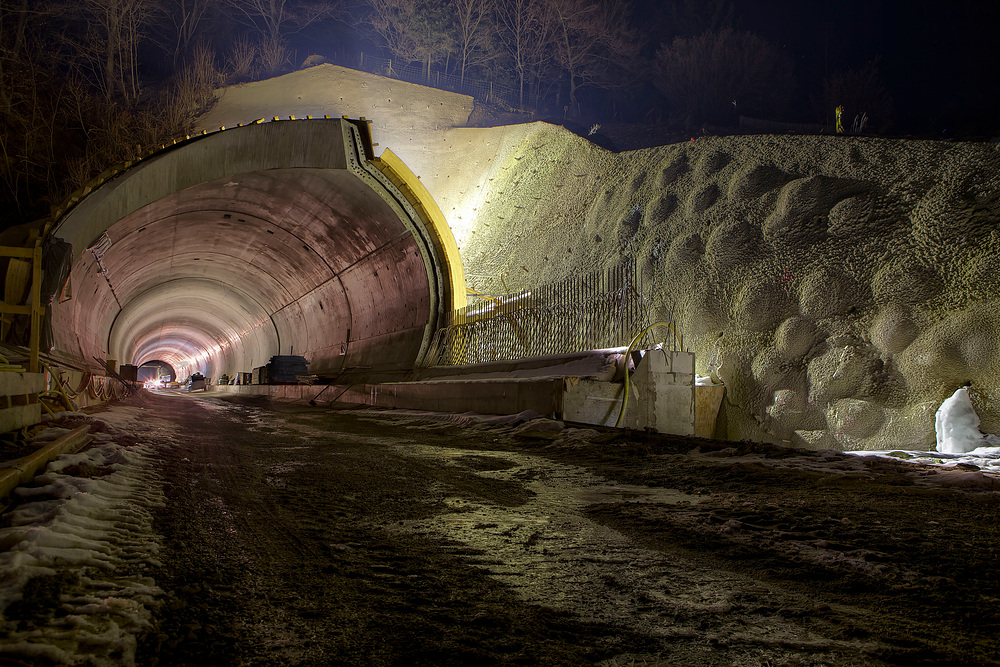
[4,392,999,665]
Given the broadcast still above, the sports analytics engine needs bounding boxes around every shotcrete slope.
[199,65,1000,451]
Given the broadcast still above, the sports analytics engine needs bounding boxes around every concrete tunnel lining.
[49,118,465,382]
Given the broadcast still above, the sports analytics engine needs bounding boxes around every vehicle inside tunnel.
[48,118,465,386]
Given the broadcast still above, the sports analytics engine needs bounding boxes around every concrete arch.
[50,118,465,382]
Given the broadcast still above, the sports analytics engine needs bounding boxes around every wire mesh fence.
[428,259,676,366]
[328,51,555,113]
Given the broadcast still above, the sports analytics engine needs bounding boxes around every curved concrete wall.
[50,119,463,382]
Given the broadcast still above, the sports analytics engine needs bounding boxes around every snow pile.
[844,387,1000,488]
[935,386,1000,453]
[0,437,165,666]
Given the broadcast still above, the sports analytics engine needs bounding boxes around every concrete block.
[562,350,696,435]
[562,379,627,427]
[671,351,695,375]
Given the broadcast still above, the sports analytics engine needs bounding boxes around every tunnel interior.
[138,361,175,384]
[49,119,463,383]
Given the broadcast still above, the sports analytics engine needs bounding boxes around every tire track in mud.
[138,394,657,666]
[382,441,885,663]
[103,393,973,666]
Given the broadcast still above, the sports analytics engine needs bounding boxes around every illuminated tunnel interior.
[49,118,465,383]
[138,361,176,384]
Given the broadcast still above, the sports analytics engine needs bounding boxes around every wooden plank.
[695,385,726,439]
[0,372,46,395]
[0,246,34,259]
[0,425,91,499]
[30,245,41,373]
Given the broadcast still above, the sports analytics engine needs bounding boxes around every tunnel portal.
[49,118,465,382]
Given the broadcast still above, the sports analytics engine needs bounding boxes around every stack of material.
[251,366,268,385]
[119,365,138,382]
[0,371,44,433]
[267,356,309,384]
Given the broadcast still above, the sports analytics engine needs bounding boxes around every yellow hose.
[39,395,58,419]
[615,321,682,429]
[42,363,78,411]
[41,390,74,412]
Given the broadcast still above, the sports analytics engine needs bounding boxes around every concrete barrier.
[214,349,720,438]
[563,351,697,435]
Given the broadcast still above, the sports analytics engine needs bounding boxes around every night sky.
[735,0,1000,135]
[297,0,1000,135]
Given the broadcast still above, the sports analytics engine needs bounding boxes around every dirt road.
[7,391,998,665]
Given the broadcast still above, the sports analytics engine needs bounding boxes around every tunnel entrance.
[48,118,465,384]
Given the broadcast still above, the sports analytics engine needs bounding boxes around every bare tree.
[161,0,213,70]
[0,0,32,57]
[547,0,635,115]
[365,0,421,66]
[453,0,492,85]
[364,0,454,80]
[61,0,157,104]
[224,35,259,82]
[653,28,795,127]
[225,0,342,76]
[496,0,555,109]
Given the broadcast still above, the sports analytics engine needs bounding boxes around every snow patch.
[0,437,165,666]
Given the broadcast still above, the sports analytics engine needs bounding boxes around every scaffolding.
[0,232,44,374]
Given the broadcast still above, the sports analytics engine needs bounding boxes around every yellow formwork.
[371,149,467,314]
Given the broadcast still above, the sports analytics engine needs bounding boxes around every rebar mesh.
[428,260,675,366]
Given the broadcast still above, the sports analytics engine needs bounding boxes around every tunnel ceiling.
[49,119,464,381]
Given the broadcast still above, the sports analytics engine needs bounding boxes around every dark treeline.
[0,0,975,232]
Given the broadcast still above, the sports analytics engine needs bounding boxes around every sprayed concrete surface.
[195,65,1000,452]
[2,393,998,665]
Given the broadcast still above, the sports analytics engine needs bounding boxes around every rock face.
[198,68,1000,451]
[457,126,1000,451]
